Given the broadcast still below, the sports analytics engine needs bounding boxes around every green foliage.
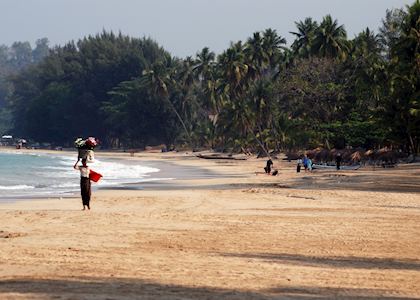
[320,116,387,149]
[2,1,419,154]
[9,32,174,146]
[0,38,50,135]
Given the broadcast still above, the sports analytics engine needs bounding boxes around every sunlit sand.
[0,151,419,299]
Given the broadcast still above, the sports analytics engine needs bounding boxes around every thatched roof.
[351,151,363,162]
[365,149,375,157]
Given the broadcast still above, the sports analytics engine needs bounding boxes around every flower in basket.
[74,138,86,149]
[85,137,98,150]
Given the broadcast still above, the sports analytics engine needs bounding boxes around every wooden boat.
[312,164,361,170]
[196,154,247,160]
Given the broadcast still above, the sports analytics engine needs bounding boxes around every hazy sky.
[0,0,413,57]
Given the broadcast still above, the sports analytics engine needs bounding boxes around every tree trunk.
[166,97,192,146]
[408,133,417,155]
[247,123,270,158]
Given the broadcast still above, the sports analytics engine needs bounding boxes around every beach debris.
[287,195,316,200]
[0,231,24,238]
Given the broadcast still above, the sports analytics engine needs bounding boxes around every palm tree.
[348,28,385,111]
[250,79,274,145]
[312,15,349,59]
[290,18,318,58]
[397,0,420,66]
[353,27,381,58]
[245,32,267,78]
[177,56,195,91]
[194,47,215,82]
[262,28,287,70]
[140,61,191,143]
[218,41,249,98]
[194,47,218,113]
[387,0,420,154]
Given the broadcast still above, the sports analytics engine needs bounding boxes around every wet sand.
[0,151,419,299]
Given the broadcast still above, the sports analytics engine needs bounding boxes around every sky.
[0,0,414,57]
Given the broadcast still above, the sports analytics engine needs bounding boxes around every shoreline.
[0,148,234,202]
[0,148,419,299]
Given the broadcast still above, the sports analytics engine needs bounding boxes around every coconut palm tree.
[175,56,197,125]
[353,27,381,57]
[350,27,384,107]
[290,17,318,58]
[177,56,195,91]
[262,28,287,69]
[386,0,420,154]
[312,15,349,59]
[218,41,249,98]
[245,32,267,78]
[194,47,215,82]
[194,47,218,114]
[140,61,191,143]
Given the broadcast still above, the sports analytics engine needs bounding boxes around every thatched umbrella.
[313,148,329,163]
[341,149,353,162]
[377,147,399,163]
[305,149,317,159]
[377,147,390,155]
[307,147,327,161]
[330,149,339,162]
[351,150,363,163]
[364,149,375,158]
[285,151,304,160]
[330,148,351,162]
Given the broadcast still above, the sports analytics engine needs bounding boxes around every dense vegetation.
[0,38,49,133]
[2,1,420,154]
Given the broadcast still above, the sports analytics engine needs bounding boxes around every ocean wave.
[0,152,163,197]
[98,176,173,185]
[34,171,74,178]
[39,166,70,170]
[136,177,175,183]
[50,183,79,189]
[0,185,35,190]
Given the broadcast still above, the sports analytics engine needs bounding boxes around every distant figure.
[73,158,91,210]
[307,158,313,172]
[336,153,342,170]
[303,155,309,172]
[296,157,303,173]
[264,159,273,174]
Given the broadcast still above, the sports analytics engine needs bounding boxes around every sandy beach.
[0,150,419,299]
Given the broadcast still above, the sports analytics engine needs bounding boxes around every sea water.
[0,151,161,199]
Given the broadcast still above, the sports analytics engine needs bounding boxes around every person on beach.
[264,159,273,174]
[73,158,91,210]
[307,157,313,172]
[336,153,342,170]
[297,157,302,173]
[303,155,309,172]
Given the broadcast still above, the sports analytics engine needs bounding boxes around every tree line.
[0,38,49,133]
[3,1,420,154]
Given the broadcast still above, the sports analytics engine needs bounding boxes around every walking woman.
[73,158,91,210]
